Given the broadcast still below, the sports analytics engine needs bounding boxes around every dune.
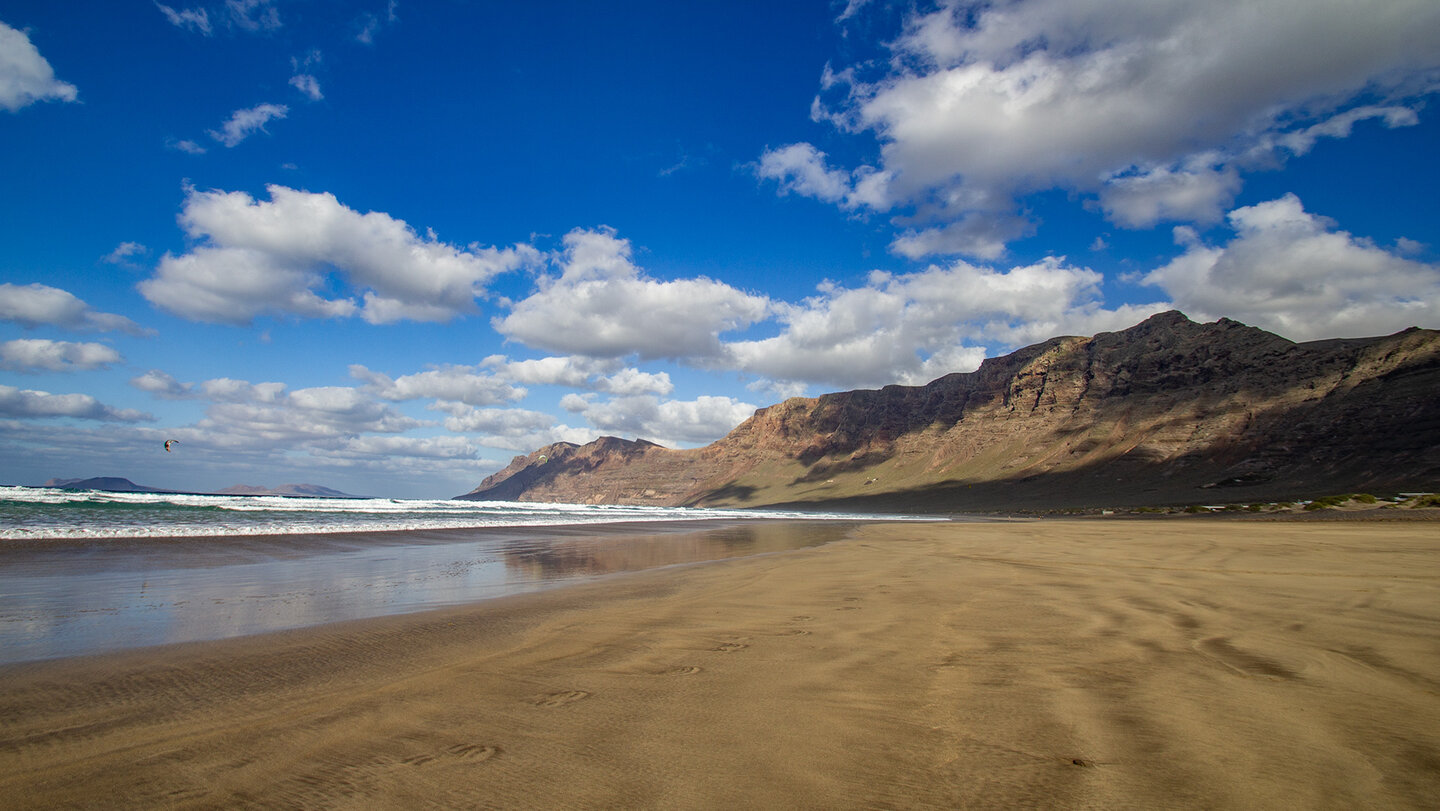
[1,517,1438,808]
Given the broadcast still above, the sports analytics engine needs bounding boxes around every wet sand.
[2,518,1439,809]
[0,520,859,664]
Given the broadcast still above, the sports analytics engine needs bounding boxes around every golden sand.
[2,518,1438,809]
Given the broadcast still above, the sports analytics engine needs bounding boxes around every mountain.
[459,312,1440,512]
[42,476,169,493]
[215,484,363,498]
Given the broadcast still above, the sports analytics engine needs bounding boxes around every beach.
[2,517,1439,809]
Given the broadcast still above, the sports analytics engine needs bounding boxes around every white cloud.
[1276,105,1420,156]
[480,355,674,396]
[0,385,150,422]
[1141,194,1440,341]
[431,402,594,451]
[315,434,479,462]
[0,20,78,111]
[494,227,771,359]
[1097,158,1242,229]
[723,259,1167,389]
[208,103,288,147]
[783,0,1440,256]
[355,1,399,44]
[130,369,192,398]
[289,71,321,101]
[226,0,280,32]
[568,394,759,447]
[140,185,539,325]
[0,282,152,335]
[197,385,422,444]
[0,339,122,372]
[169,138,207,155]
[103,241,148,265]
[755,143,869,208]
[350,364,526,406]
[154,3,212,35]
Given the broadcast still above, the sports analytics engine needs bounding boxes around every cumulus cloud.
[566,394,759,447]
[207,102,288,147]
[0,339,122,372]
[140,185,539,325]
[0,282,152,335]
[0,20,78,112]
[430,402,595,451]
[722,259,1167,390]
[0,385,150,422]
[350,364,526,406]
[778,0,1440,256]
[494,227,771,359]
[1140,194,1440,341]
[196,385,421,445]
[313,434,479,463]
[754,143,890,210]
[480,355,674,396]
[1097,158,1242,229]
[130,369,192,398]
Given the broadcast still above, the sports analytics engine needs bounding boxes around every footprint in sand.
[446,743,501,761]
[775,628,811,636]
[711,641,749,652]
[662,665,703,676]
[530,690,591,708]
[791,615,815,622]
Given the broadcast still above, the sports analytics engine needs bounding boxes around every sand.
[2,518,1438,809]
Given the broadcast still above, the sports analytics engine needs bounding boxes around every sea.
[0,486,924,663]
[0,485,873,541]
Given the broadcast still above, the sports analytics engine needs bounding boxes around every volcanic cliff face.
[459,312,1440,511]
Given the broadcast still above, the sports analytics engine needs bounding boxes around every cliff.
[458,312,1440,511]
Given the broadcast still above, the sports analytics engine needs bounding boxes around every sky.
[1,0,1438,499]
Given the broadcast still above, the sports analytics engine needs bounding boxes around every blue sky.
[2,0,1438,498]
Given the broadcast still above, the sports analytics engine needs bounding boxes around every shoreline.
[3,517,1438,808]
[0,518,897,665]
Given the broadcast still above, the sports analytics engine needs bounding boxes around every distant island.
[39,478,363,499]
[43,477,169,493]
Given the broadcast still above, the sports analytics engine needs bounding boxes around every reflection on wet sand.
[501,522,849,581]
[0,520,860,664]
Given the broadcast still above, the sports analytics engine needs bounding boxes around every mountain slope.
[459,312,1440,511]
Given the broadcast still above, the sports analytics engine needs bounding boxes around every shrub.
[1184,505,1206,513]
[1412,494,1440,508]
[1355,493,1377,504]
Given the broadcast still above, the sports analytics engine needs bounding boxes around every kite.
[164,439,179,452]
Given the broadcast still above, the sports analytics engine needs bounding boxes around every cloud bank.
[761,0,1440,258]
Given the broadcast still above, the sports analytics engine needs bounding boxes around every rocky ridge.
[459,312,1440,511]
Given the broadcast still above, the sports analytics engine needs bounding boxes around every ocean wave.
[0,485,904,541]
